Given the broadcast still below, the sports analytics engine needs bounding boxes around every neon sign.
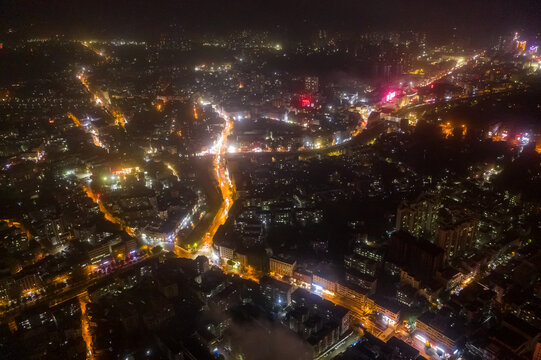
[385,91,397,102]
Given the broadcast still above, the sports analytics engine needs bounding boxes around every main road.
[176,108,235,258]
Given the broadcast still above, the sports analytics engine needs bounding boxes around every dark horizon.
[2,0,540,43]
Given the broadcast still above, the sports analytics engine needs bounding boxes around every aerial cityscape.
[1,1,541,359]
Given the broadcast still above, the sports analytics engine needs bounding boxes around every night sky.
[2,0,540,42]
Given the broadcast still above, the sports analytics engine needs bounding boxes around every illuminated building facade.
[374,296,401,326]
[313,273,337,293]
[396,194,440,239]
[269,256,296,277]
[218,244,234,261]
[415,312,462,355]
[304,76,319,93]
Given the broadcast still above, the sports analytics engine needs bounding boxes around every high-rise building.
[260,276,293,306]
[436,219,478,259]
[43,218,70,247]
[304,76,319,93]
[396,194,440,239]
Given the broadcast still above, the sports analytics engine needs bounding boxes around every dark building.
[387,231,444,282]
[260,276,293,307]
[195,255,210,275]
[334,333,420,359]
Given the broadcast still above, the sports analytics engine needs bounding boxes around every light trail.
[76,70,127,130]
[0,219,32,240]
[199,119,364,156]
[67,113,106,149]
[180,105,235,258]
[81,41,109,61]
[82,185,135,236]
[415,52,482,88]
[67,112,81,127]
[91,134,104,148]
[204,115,235,245]
[165,163,180,180]
[78,291,94,360]
[77,73,90,90]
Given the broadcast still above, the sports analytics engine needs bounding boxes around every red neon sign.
[301,97,311,107]
[385,91,397,102]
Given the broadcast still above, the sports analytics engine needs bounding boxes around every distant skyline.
[2,0,540,43]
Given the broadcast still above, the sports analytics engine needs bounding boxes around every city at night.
[1,1,541,359]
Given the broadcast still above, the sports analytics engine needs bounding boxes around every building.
[336,281,372,309]
[235,252,248,269]
[344,254,378,276]
[399,269,421,289]
[288,288,350,357]
[397,284,417,306]
[415,311,463,355]
[374,296,401,326]
[436,218,478,258]
[334,334,420,359]
[88,238,121,264]
[292,269,313,288]
[304,76,319,93]
[269,255,296,277]
[0,273,44,305]
[260,276,293,307]
[387,231,444,282]
[396,194,440,238]
[491,315,541,358]
[43,218,70,247]
[313,273,337,293]
[345,271,377,294]
[353,245,384,262]
[195,255,210,274]
[218,244,235,261]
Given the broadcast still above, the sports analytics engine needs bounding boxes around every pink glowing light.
[385,91,397,102]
